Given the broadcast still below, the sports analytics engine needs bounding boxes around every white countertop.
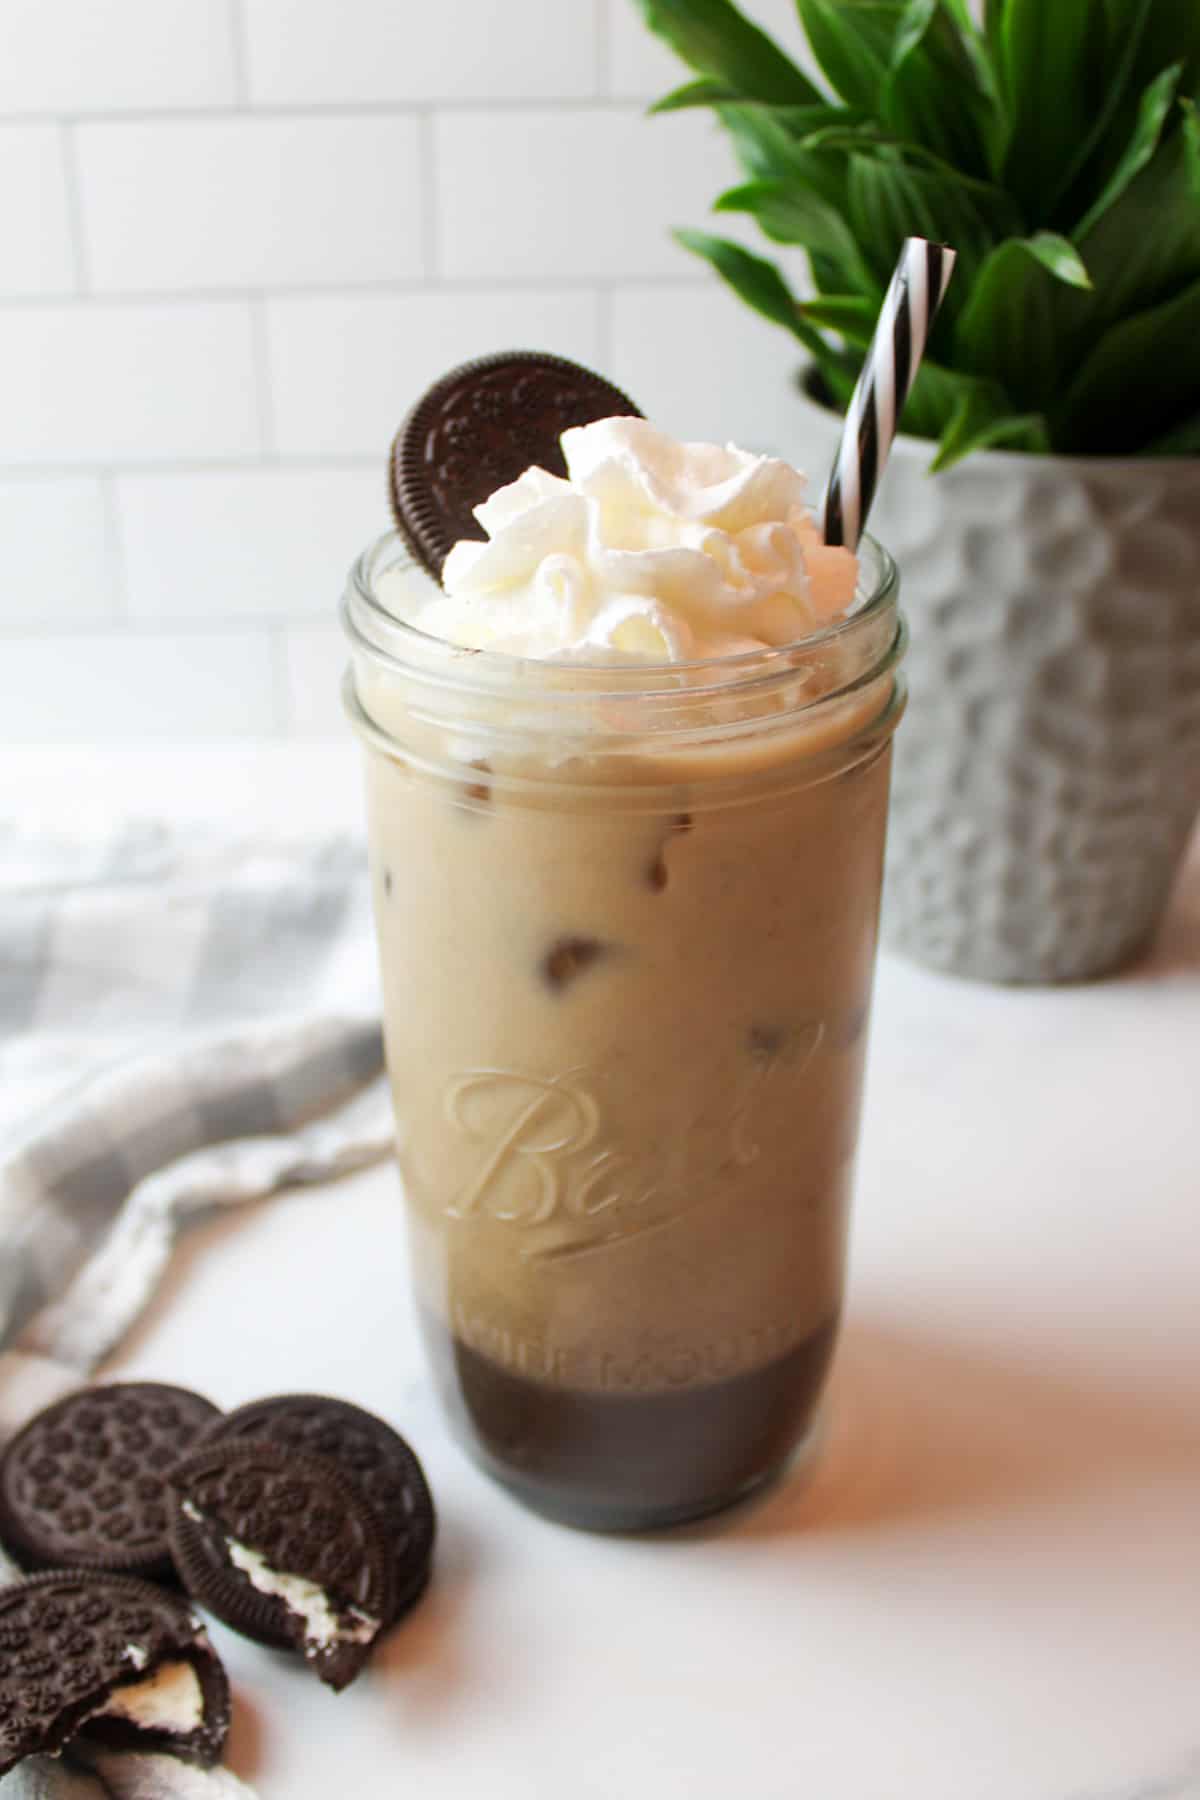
[5,744,1199,1800]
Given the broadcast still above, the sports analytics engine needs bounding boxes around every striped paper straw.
[820,237,957,550]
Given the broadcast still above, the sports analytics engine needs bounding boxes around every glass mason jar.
[342,531,904,1531]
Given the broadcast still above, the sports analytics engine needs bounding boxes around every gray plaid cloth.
[0,822,393,1796]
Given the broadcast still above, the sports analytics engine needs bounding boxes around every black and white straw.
[820,237,957,550]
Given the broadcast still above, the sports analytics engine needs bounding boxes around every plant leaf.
[798,293,878,344]
[939,0,1005,121]
[995,0,1100,217]
[1055,0,1200,223]
[1075,126,1200,329]
[1071,63,1183,240]
[632,0,824,104]
[845,151,1005,304]
[646,0,1200,466]
[880,0,996,174]
[673,228,814,341]
[1128,0,1200,106]
[796,120,1021,216]
[1041,0,1156,219]
[1182,97,1200,193]
[715,179,871,274]
[717,101,851,213]
[939,0,974,29]
[1021,231,1092,290]
[650,77,737,112]
[759,102,872,134]
[1053,272,1200,452]
[982,0,1005,57]
[795,0,994,176]
[672,231,860,406]
[895,357,1005,441]
[931,388,1050,470]
[890,0,939,71]
[793,0,892,109]
[953,238,1082,412]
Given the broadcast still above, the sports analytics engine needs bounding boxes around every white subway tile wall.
[434,107,737,280]
[1,0,821,739]
[0,128,76,296]
[265,289,602,458]
[79,117,426,291]
[611,284,827,462]
[0,632,276,739]
[0,479,118,623]
[118,469,385,620]
[242,0,602,105]
[0,303,263,465]
[0,0,238,115]
[282,625,354,738]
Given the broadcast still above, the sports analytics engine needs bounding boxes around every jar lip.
[342,528,898,701]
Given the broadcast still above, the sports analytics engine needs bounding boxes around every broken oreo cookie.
[0,1381,221,1580]
[0,1570,230,1777]
[166,1439,394,1692]
[389,350,642,578]
[202,1393,435,1625]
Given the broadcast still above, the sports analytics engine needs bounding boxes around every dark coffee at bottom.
[421,1311,839,1530]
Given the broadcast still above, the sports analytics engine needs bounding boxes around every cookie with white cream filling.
[166,1441,393,1692]
[0,1570,230,1776]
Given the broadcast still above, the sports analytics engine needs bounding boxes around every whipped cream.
[387,417,857,663]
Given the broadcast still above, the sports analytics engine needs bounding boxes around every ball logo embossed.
[442,1070,602,1227]
[440,1036,826,1256]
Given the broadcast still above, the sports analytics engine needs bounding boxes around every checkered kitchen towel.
[1,821,393,1797]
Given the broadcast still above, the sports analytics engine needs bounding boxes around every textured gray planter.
[791,377,1200,983]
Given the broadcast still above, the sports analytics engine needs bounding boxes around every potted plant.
[634,0,1200,983]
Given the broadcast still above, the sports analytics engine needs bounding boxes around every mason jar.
[342,531,904,1531]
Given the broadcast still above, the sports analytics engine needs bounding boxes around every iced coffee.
[343,419,904,1529]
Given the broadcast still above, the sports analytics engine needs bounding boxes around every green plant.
[634,0,1200,465]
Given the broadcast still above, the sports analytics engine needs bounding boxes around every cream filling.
[98,1660,204,1734]
[227,1540,378,1652]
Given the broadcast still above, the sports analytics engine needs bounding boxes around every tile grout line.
[227,0,253,106]
[58,124,91,294]
[595,0,612,97]
[0,274,709,308]
[4,97,654,124]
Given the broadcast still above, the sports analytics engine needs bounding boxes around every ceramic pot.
[791,375,1200,983]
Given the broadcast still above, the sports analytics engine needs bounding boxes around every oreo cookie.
[0,1382,221,1580]
[166,1440,393,1692]
[203,1394,435,1624]
[0,1569,230,1777]
[389,350,642,578]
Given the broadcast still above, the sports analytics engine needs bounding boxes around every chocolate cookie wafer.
[0,1570,230,1777]
[166,1439,393,1692]
[203,1394,434,1624]
[0,1382,221,1580]
[389,350,642,577]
